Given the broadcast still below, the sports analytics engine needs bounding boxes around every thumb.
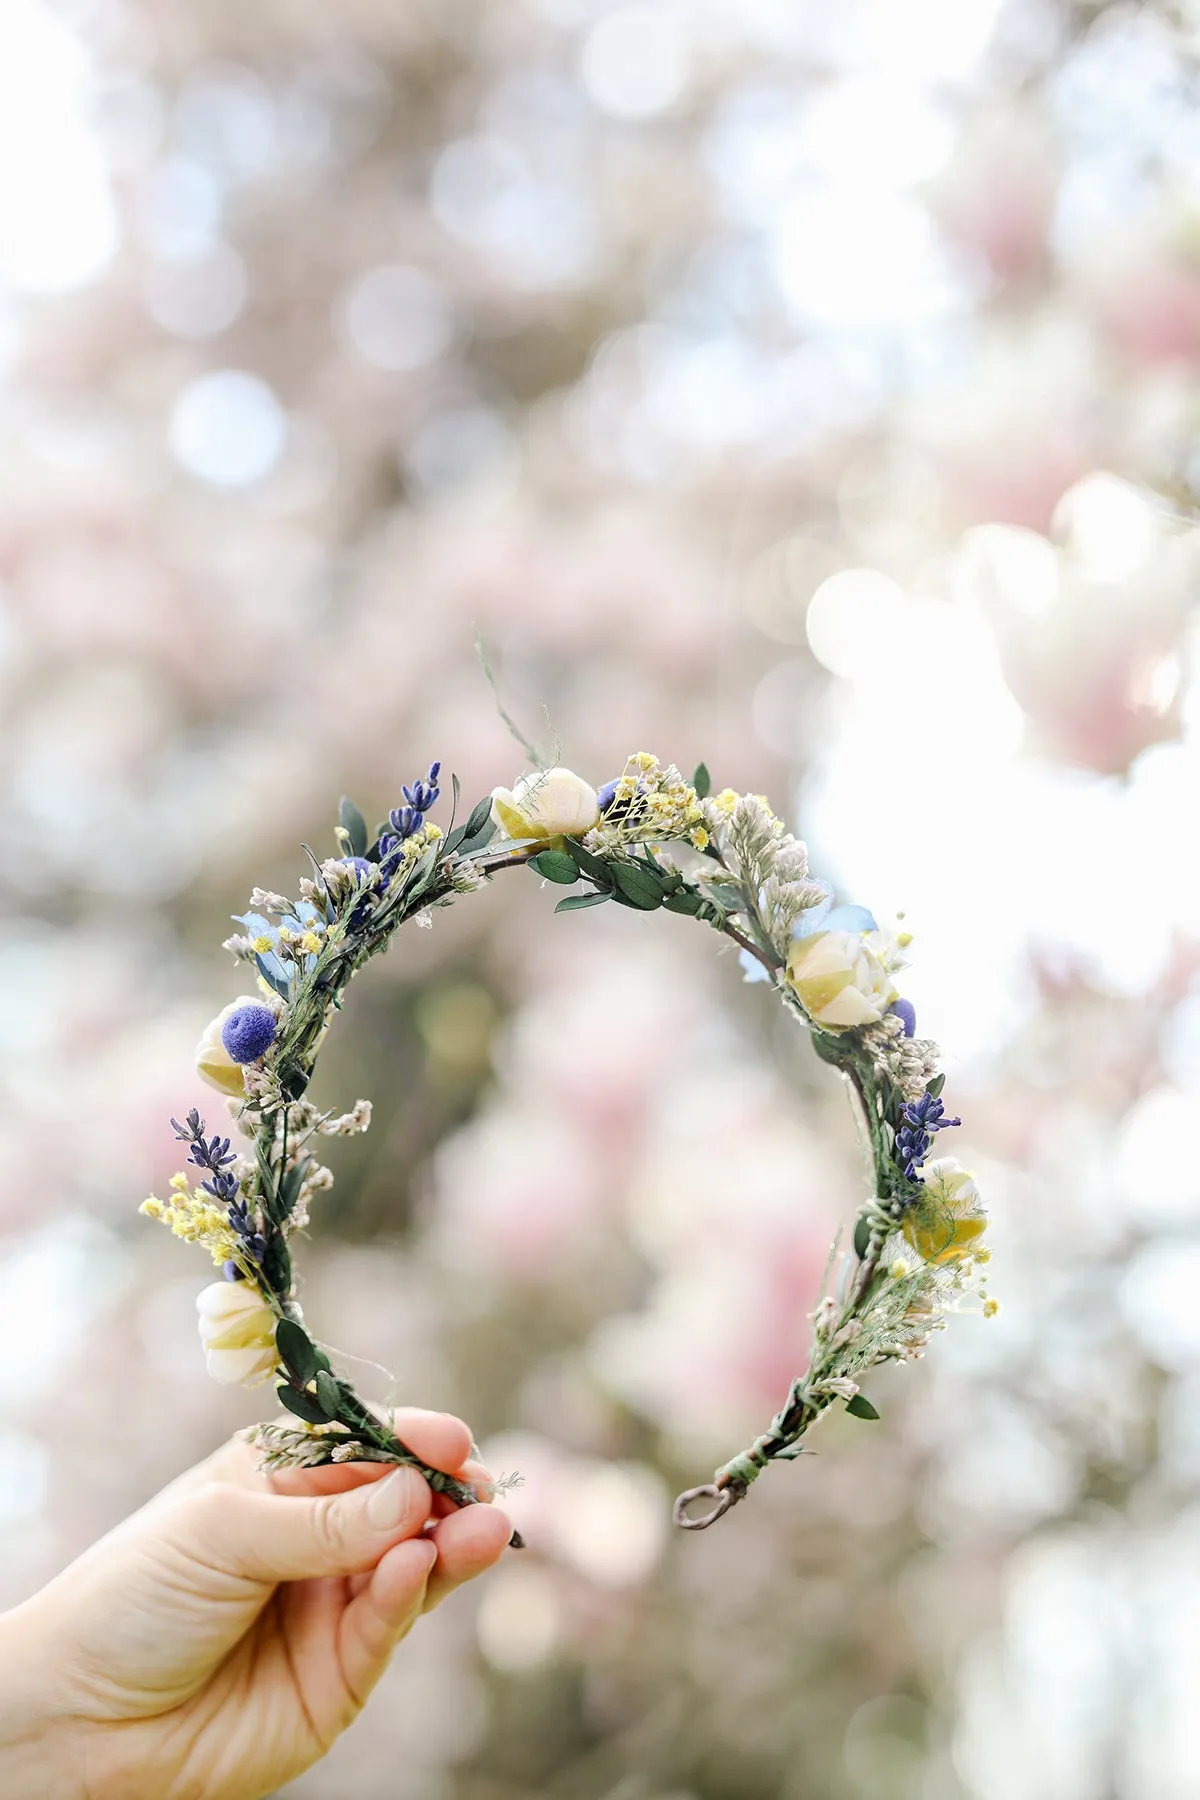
[179,1465,433,1584]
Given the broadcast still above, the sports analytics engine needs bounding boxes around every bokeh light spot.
[168,369,287,488]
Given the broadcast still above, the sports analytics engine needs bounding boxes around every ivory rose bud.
[195,995,267,1097]
[196,1280,279,1385]
[902,1157,987,1265]
[785,929,899,1032]
[491,768,600,841]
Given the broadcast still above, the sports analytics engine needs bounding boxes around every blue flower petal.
[791,893,832,939]
[739,948,774,984]
[823,904,878,935]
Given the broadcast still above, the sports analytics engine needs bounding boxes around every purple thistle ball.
[340,856,373,883]
[222,1259,247,1282]
[221,1003,278,1065]
[889,998,917,1039]
[597,779,620,813]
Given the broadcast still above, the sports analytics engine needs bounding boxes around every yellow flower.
[491,768,600,841]
[784,929,899,1031]
[195,995,265,1097]
[983,1296,1000,1318]
[902,1158,987,1266]
[196,1280,279,1386]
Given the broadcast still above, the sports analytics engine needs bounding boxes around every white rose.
[195,995,264,1097]
[491,768,599,841]
[196,1280,279,1385]
[902,1157,986,1265]
[785,929,898,1031]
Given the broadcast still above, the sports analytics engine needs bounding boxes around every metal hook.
[672,1481,742,1530]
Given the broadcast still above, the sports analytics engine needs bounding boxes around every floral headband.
[143,754,994,1539]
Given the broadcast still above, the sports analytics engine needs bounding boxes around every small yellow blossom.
[711,788,739,816]
[251,934,275,954]
[690,826,709,850]
[888,1259,909,1280]
[982,1296,1000,1318]
[300,931,322,955]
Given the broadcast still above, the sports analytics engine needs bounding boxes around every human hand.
[0,1409,511,1800]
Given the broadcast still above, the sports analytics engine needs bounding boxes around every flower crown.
[143,753,994,1538]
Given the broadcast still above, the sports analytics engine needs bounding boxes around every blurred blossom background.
[5,0,1200,1795]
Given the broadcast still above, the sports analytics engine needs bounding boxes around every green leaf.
[261,1235,292,1294]
[338,797,368,859]
[611,863,664,910]
[276,1319,318,1385]
[555,891,610,912]
[529,849,580,884]
[845,1394,880,1421]
[662,890,705,916]
[450,771,461,820]
[277,1384,333,1425]
[693,761,711,799]
[458,815,497,855]
[314,1369,343,1419]
[853,1214,873,1260]
[927,1072,946,1099]
[568,840,614,888]
[278,1157,312,1220]
[448,795,496,855]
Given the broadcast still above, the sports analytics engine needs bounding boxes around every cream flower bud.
[491,767,600,841]
[195,995,266,1097]
[196,1280,279,1385]
[902,1157,987,1265]
[785,929,899,1032]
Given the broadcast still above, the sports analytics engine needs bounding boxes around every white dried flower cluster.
[318,1100,373,1137]
[861,1015,943,1103]
[249,888,292,913]
[710,792,828,956]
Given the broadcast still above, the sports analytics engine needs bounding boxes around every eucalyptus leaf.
[852,1214,873,1260]
[529,849,580,884]
[279,1157,312,1219]
[450,795,495,855]
[663,890,704,916]
[262,1236,292,1293]
[276,1319,318,1385]
[693,761,711,799]
[612,863,664,909]
[555,891,610,912]
[927,1072,946,1099]
[457,815,497,855]
[277,1384,332,1425]
[314,1369,343,1419]
[338,797,368,859]
[568,840,614,888]
[845,1394,880,1421]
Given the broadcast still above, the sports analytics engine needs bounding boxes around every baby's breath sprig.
[142,750,993,1541]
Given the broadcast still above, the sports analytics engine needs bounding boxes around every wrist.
[0,1603,86,1800]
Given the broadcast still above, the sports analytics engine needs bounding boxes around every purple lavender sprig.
[894,1090,962,1187]
[172,1109,267,1274]
[378,761,441,878]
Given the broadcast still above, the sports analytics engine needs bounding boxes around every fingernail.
[366,1467,422,1530]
